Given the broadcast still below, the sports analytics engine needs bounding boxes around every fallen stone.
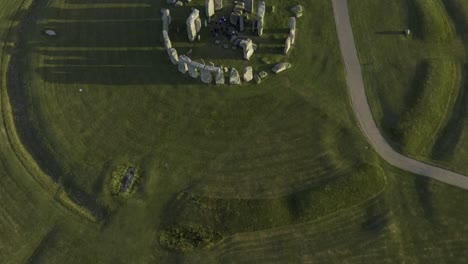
[291,5,303,18]
[215,39,221,45]
[230,68,241,85]
[223,43,230,49]
[45,30,56,36]
[272,62,292,73]
[175,1,183,6]
[243,66,253,82]
[258,71,268,78]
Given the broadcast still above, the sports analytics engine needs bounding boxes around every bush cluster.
[159,224,222,252]
[110,164,140,197]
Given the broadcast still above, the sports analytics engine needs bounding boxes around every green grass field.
[2,0,468,262]
[348,0,468,174]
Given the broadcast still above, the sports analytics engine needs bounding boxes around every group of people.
[209,16,238,40]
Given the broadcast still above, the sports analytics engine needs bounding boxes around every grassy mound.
[398,60,461,157]
[442,0,468,39]
[159,164,387,252]
[414,0,455,42]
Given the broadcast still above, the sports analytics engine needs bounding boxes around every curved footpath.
[331,0,468,190]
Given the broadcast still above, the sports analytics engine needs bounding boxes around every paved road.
[332,0,468,190]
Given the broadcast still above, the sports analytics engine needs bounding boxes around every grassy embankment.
[3,0,99,221]
[3,0,468,263]
[348,0,468,172]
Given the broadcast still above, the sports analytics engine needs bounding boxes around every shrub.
[159,224,222,252]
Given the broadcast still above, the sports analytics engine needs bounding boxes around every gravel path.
[331,0,468,190]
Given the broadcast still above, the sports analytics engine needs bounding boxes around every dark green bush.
[159,224,222,252]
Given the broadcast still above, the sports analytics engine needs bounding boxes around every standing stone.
[178,59,189,73]
[290,29,296,45]
[230,68,241,85]
[161,9,172,32]
[284,36,291,54]
[215,0,223,10]
[239,16,244,32]
[240,39,255,60]
[257,1,265,36]
[195,17,202,33]
[243,66,253,82]
[289,17,296,30]
[162,30,172,49]
[205,0,215,18]
[167,48,179,64]
[201,68,213,84]
[245,0,254,13]
[189,62,200,78]
[187,9,200,42]
[291,5,303,18]
[215,68,225,84]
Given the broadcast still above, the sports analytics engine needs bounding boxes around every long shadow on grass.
[374,30,406,36]
[6,0,109,220]
[35,49,201,85]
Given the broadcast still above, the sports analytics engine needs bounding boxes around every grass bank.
[398,60,462,157]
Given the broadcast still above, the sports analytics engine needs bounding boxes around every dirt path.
[331,0,468,190]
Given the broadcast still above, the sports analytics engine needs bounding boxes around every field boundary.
[0,0,97,222]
